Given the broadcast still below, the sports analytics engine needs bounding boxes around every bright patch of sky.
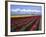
[10,5,42,15]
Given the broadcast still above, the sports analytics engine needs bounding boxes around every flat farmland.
[11,15,41,32]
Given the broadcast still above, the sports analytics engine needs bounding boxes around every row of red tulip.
[11,16,41,32]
